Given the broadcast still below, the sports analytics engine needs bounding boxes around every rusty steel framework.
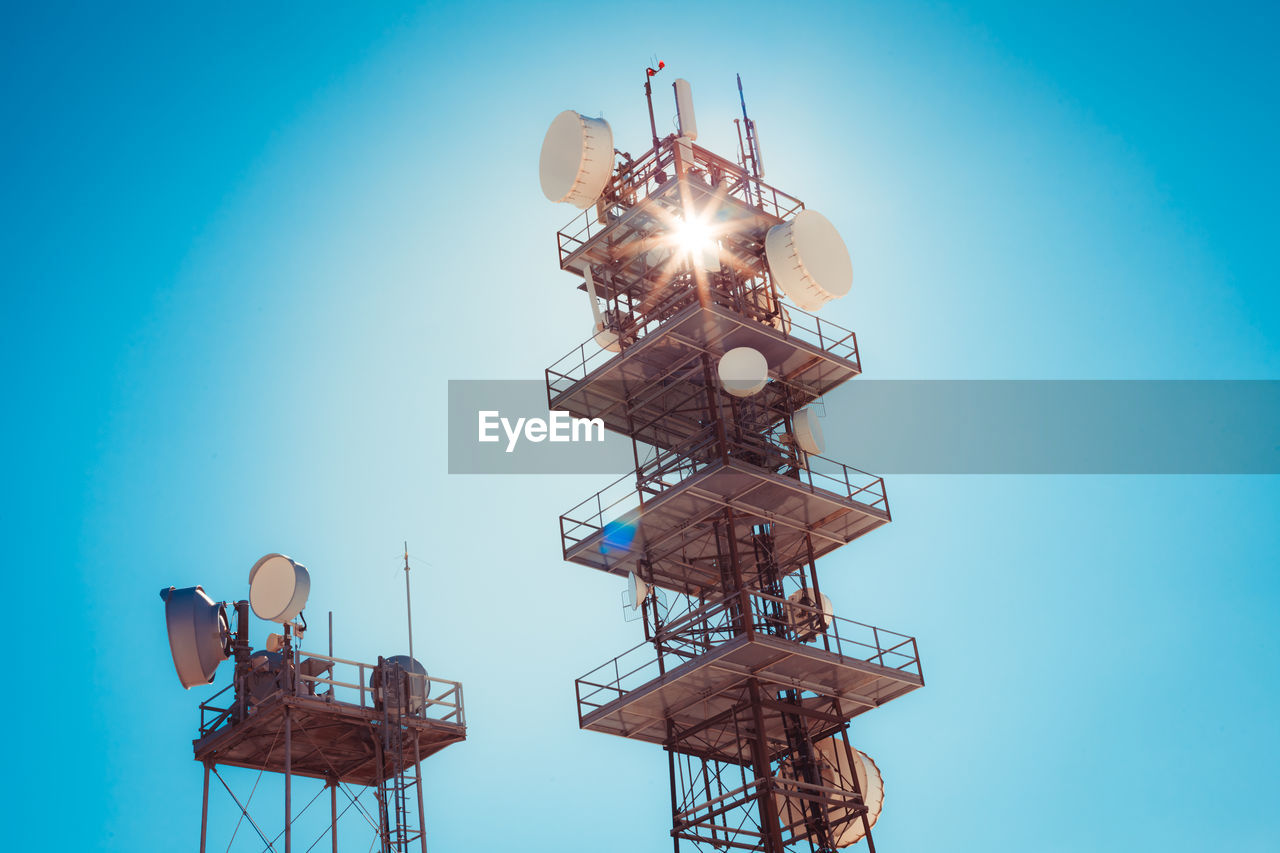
[191,611,466,852]
[546,79,924,852]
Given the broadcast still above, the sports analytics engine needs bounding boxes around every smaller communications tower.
[538,71,924,852]
[160,552,466,852]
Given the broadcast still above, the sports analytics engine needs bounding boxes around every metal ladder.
[376,659,425,853]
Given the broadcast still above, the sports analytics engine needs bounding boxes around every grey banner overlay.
[448,380,1280,474]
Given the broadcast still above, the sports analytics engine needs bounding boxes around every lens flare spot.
[673,217,713,255]
[601,519,638,554]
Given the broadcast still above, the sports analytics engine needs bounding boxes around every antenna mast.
[404,541,415,664]
[644,60,665,150]
[735,73,764,181]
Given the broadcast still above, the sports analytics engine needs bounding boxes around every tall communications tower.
[160,552,466,852]
[539,71,924,851]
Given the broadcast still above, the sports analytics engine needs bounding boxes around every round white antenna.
[765,209,853,311]
[825,743,884,846]
[160,585,230,689]
[718,347,769,397]
[785,588,834,641]
[540,111,614,209]
[774,740,884,847]
[594,323,622,353]
[626,571,650,611]
[792,406,825,455]
[248,553,311,624]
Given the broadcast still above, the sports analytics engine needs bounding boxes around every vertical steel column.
[747,679,784,853]
[233,601,251,723]
[700,355,729,463]
[329,778,338,853]
[373,722,390,853]
[199,761,210,853]
[414,733,428,853]
[284,705,292,853]
[804,533,833,653]
[722,506,751,636]
[665,721,680,853]
[283,613,295,853]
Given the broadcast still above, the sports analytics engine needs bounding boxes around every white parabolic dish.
[786,587,834,631]
[593,324,622,353]
[718,346,769,397]
[248,553,311,624]
[540,110,614,209]
[765,209,853,311]
[627,570,650,611]
[792,406,825,455]
[774,740,884,847]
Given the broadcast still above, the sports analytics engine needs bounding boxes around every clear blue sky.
[3,2,1277,850]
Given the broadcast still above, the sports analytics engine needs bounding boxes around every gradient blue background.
[3,2,1277,850]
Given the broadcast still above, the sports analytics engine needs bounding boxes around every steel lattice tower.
[541,73,924,852]
[162,557,466,853]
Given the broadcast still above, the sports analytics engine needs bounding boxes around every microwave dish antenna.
[765,209,853,311]
[248,553,311,624]
[786,587,834,641]
[375,655,429,716]
[718,346,769,397]
[160,585,231,688]
[792,406,825,455]
[626,571,651,611]
[540,111,614,209]
[775,740,884,847]
[244,649,285,706]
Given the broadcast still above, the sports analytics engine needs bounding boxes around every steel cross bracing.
[193,649,465,852]
[550,131,924,851]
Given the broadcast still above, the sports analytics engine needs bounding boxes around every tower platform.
[562,455,889,594]
[574,593,921,764]
[553,137,802,280]
[547,301,861,453]
[193,653,466,786]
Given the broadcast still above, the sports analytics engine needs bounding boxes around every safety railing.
[545,332,629,404]
[575,589,921,722]
[198,684,237,736]
[292,652,465,727]
[196,653,465,736]
[554,136,804,266]
[545,297,860,403]
[560,431,888,558]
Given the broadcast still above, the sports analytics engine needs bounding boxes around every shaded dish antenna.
[540,111,614,209]
[159,585,231,688]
